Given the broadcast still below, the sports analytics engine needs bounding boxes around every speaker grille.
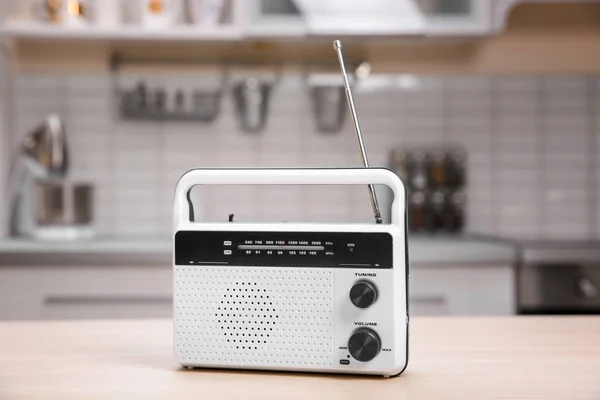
[174,266,335,368]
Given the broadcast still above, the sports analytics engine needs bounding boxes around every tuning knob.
[348,328,381,362]
[350,280,377,308]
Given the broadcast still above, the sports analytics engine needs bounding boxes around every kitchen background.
[1,0,600,320]
[9,71,600,238]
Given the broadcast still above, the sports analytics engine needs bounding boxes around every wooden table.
[0,317,599,400]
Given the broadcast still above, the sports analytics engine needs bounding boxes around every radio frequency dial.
[348,328,381,362]
[350,280,377,308]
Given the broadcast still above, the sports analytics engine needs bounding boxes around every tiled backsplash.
[8,71,600,239]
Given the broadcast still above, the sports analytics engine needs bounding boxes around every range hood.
[293,0,427,35]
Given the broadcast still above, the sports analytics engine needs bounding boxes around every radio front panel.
[174,231,394,268]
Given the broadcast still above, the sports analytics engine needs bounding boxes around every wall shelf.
[0,21,244,42]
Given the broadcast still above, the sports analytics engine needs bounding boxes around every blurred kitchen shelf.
[0,21,244,42]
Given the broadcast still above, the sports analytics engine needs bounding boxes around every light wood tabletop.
[0,317,599,400]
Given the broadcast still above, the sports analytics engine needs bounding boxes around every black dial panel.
[175,231,393,268]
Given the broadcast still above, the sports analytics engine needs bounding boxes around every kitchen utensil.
[188,0,225,26]
[307,59,369,134]
[232,77,272,133]
[6,114,95,240]
[32,178,95,240]
[139,0,181,28]
[130,80,148,113]
[121,91,135,115]
[174,89,186,112]
[310,85,346,133]
[20,113,69,176]
[192,89,221,122]
[153,88,167,114]
[118,68,226,122]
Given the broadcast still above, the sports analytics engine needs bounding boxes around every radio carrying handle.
[174,168,406,228]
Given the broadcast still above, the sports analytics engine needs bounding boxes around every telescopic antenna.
[333,40,382,224]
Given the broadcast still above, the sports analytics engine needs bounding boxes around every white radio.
[173,41,409,378]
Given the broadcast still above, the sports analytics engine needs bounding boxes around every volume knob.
[350,280,377,308]
[348,328,381,362]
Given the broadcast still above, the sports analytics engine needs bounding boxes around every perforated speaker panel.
[174,266,335,368]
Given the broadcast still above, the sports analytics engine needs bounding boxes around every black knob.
[348,328,381,362]
[350,280,377,308]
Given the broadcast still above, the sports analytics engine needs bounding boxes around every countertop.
[0,235,517,266]
[0,317,598,399]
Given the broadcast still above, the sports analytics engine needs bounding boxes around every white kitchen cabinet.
[245,0,306,37]
[0,262,515,320]
[417,0,493,35]
[0,266,173,320]
[409,264,515,315]
[246,0,494,37]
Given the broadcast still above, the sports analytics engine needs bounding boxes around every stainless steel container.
[232,77,272,133]
[34,180,93,226]
[30,179,95,240]
[311,85,346,133]
[6,114,96,240]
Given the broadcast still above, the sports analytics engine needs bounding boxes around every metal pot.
[34,179,93,226]
[30,179,95,240]
[311,85,346,133]
[232,77,272,133]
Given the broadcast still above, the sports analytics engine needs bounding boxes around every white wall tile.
[496,97,539,113]
[496,77,539,92]
[205,185,257,223]
[255,186,303,222]
[543,220,588,240]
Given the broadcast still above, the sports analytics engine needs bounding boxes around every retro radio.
[173,41,409,377]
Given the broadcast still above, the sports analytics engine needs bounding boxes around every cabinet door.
[409,265,515,315]
[246,0,306,36]
[0,267,173,320]
[417,0,492,35]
